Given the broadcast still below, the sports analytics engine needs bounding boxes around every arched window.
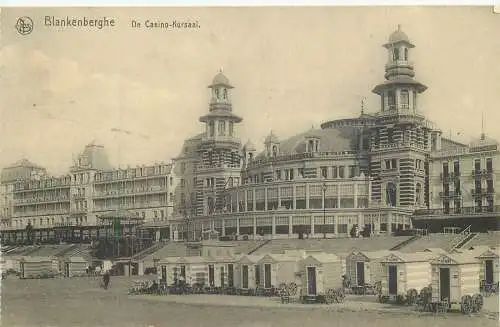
[400,90,409,109]
[215,88,221,99]
[393,48,400,61]
[308,140,314,153]
[387,90,396,109]
[209,121,215,137]
[415,183,422,205]
[386,182,397,207]
[223,88,228,99]
[272,145,278,157]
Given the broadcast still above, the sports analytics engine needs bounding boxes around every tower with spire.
[368,25,440,209]
[195,70,243,217]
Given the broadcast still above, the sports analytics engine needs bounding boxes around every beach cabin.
[62,256,88,277]
[19,256,54,279]
[177,256,214,286]
[298,253,343,298]
[257,253,301,291]
[429,251,482,313]
[346,250,392,288]
[158,256,182,285]
[210,255,238,288]
[237,254,264,291]
[476,247,499,286]
[380,251,438,301]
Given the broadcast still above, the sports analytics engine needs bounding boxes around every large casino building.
[1,25,499,244]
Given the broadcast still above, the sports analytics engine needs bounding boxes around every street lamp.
[322,181,327,239]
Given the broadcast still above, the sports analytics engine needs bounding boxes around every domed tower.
[242,139,257,169]
[369,25,436,209]
[264,131,280,157]
[195,70,243,216]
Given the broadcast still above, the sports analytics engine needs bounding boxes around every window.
[170,177,173,185]
[387,128,394,143]
[308,140,314,153]
[474,159,481,172]
[487,158,493,172]
[413,92,417,110]
[228,264,234,287]
[348,166,356,178]
[209,121,215,137]
[332,166,338,178]
[392,159,397,170]
[387,91,396,109]
[393,47,400,61]
[229,121,234,136]
[453,161,460,175]
[415,183,422,205]
[320,167,328,178]
[338,166,345,179]
[404,48,408,60]
[275,170,281,180]
[218,121,226,136]
[223,88,228,99]
[272,145,278,157]
[400,90,409,109]
[386,183,397,207]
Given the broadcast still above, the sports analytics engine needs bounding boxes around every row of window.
[208,120,235,138]
[442,158,494,175]
[246,166,361,184]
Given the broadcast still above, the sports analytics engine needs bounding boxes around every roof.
[469,134,499,151]
[208,71,233,88]
[349,250,393,260]
[430,252,480,265]
[199,109,242,123]
[383,25,415,48]
[20,256,54,262]
[258,253,297,263]
[476,247,500,259]
[264,131,280,144]
[372,77,427,95]
[382,251,438,263]
[452,245,491,258]
[257,127,357,158]
[243,139,256,151]
[5,158,42,169]
[79,143,113,171]
[239,254,264,264]
[302,253,339,263]
[178,256,215,264]
[423,248,447,254]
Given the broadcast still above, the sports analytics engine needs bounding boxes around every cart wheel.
[325,288,335,304]
[471,293,483,313]
[407,289,418,306]
[460,295,473,314]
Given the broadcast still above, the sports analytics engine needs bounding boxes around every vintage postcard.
[0,6,499,327]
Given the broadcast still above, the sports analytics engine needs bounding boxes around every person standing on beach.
[102,270,110,290]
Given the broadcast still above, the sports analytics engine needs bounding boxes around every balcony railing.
[414,205,499,216]
[93,186,167,197]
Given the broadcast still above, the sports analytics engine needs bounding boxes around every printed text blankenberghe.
[44,16,116,29]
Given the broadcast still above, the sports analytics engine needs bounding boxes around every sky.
[1,7,499,175]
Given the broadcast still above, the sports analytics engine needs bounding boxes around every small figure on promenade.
[102,270,110,290]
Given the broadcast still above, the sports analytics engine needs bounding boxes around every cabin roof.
[239,254,263,263]
[349,249,393,260]
[423,248,447,254]
[302,253,339,263]
[430,252,480,265]
[20,256,54,262]
[475,247,500,259]
[382,251,437,263]
[258,253,297,263]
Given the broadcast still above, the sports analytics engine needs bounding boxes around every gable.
[478,250,499,259]
[348,251,369,261]
[381,254,404,263]
[430,255,457,265]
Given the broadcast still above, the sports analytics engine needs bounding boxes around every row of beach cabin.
[3,255,89,279]
[157,246,499,301]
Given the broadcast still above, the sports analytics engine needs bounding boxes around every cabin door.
[388,265,398,295]
[242,265,249,289]
[485,260,494,284]
[64,263,70,277]
[264,264,272,289]
[228,264,234,287]
[19,262,25,279]
[161,266,167,283]
[307,266,317,296]
[220,266,225,288]
[356,262,365,286]
[439,267,451,301]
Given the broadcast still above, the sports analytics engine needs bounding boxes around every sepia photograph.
[0,6,499,327]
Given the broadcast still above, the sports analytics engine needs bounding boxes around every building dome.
[244,139,256,151]
[469,133,499,150]
[384,24,414,48]
[257,127,357,158]
[264,131,280,144]
[212,71,230,86]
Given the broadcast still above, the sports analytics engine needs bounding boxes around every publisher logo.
[15,16,34,35]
